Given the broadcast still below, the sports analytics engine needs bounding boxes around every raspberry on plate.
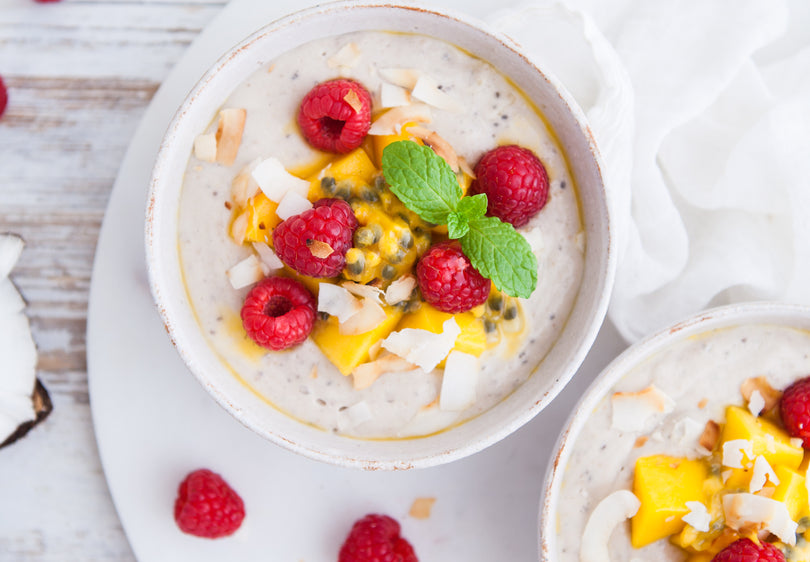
[416,241,490,313]
[272,198,358,278]
[174,469,245,539]
[0,75,8,119]
[711,538,785,562]
[241,276,316,350]
[471,144,550,227]
[298,79,372,153]
[780,375,810,447]
[338,513,418,562]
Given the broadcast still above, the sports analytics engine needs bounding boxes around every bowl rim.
[538,300,810,559]
[145,0,616,470]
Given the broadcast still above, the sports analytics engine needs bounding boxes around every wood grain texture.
[0,0,223,558]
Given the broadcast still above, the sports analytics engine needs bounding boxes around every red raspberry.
[241,276,316,350]
[298,79,372,153]
[712,538,785,562]
[174,469,245,539]
[338,514,418,562]
[416,241,490,313]
[272,198,358,278]
[0,75,8,119]
[470,145,550,227]
[780,375,810,447]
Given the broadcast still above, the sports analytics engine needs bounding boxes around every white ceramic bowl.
[146,1,614,470]
[539,302,810,560]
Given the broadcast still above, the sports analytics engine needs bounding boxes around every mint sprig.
[382,141,538,298]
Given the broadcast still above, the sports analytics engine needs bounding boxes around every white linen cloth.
[493,0,810,342]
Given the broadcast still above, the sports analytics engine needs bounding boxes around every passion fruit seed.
[399,231,414,250]
[321,176,337,194]
[382,264,396,279]
[335,181,352,200]
[487,293,504,314]
[360,185,380,202]
[503,304,518,321]
[345,249,365,276]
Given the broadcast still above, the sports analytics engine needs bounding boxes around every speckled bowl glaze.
[146,1,614,470]
[539,302,810,560]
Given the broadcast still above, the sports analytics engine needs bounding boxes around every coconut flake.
[748,389,765,417]
[343,89,363,113]
[409,497,436,520]
[406,125,459,171]
[307,240,334,259]
[741,377,782,414]
[378,67,421,89]
[384,275,416,306]
[458,156,476,179]
[275,190,313,221]
[382,318,461,373]
[698,420,721,452]
[340,281,384,305]
[339,298,386,336]
[411,75,463,113]
[379,82,411,108]
[610,385,676,432]
[580,490,641,562]
[230,211,248,246]
[790,437,803,449]
[327,42,361,69]
[352,352,416,390]
[682,501,711,532]
[215,108,246,166]
[723,493,797,545]
[368,104,432,136]
[0,234,24,280]
[225,254,263,289]
[251,157,310,203]
[439,351,478,411]
[749,455,780,493]
[0,234,40,446]
[231,158,262,208]
[193,133,217,162]
[337,400,372,432]
[317,284,362,324]
[251,242,283,273]
[722,439,754,469]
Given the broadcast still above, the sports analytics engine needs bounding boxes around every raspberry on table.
[272,198,358,278]
[174,469,245,539]
[0,75,8,119]
[470,144,550,227]
[298,79,372,153]
[780,375,810,447]
[338,513,418,562]
[241,276,316,350]
[416,241,490,313]
[711,538,785,562]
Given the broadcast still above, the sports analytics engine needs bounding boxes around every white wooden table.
[0,1,224,558]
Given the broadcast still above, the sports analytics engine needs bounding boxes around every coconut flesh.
[0,233,48,448]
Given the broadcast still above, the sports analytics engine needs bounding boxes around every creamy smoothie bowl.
[541,303,810,561]
[146,2,613,469]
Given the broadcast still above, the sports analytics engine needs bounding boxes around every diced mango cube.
[372,123,423,168]
[772,465,810,522]
[396,303,487,359]
[310,305,404,376]
[631,455,709,548]
[243,192,281,244]
[327,147,377,184]
[721,406,804,471]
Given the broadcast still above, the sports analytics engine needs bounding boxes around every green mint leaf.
[381,140,461,224]
[447,195,487,239]
[457,194,488,222]
[447,212,469,239]
[461,216,538,298]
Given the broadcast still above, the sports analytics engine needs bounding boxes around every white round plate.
[87,0,627,559]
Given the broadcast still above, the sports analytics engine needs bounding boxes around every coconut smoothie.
[554,324,810,561]
[177,31,584,438]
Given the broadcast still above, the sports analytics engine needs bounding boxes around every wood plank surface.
[0,0,224,558]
